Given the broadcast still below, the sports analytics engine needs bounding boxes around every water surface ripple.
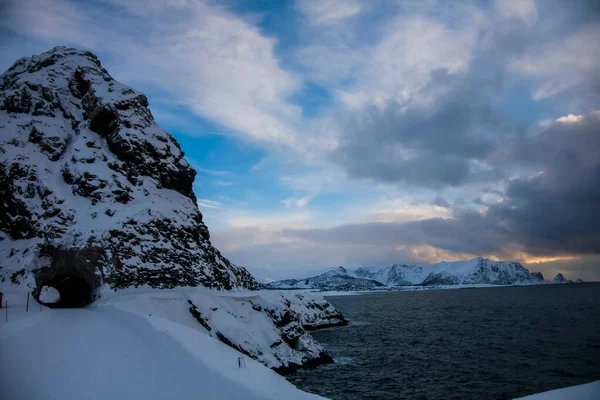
[288,284,600,399]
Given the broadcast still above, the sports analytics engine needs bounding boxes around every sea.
[287,283,600,399]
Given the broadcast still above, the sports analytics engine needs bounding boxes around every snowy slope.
[266,266,385,291]
[99,287,346,374]
[0,290,324,400]
[0,47,258,296]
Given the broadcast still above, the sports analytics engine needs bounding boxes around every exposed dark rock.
[188,300,212,331]
[530,271,544,281]
[272,352,333,376]
[0,163,37,240]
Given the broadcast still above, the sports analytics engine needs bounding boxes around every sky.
[1,0,599,281]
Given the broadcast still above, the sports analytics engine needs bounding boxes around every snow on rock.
[0,47,259,302]
[514,380,600,399]
[0,290,325,400]
[269,258,566,291]
[39,285,60,303]
[97,288,346,374]
[354,258,553,287]
[266,266,385,291]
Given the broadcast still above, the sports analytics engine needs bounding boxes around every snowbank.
[514,380,600,399]
[0,290,325,400]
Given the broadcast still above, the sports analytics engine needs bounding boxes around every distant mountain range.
[267,266,386,291]
[265,258,577,291]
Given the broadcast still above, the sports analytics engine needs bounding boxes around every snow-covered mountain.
[0,47,346,375]
[266,266,385,291]
[268,258,568,291]
[0,47,259,297]
[355,263,426,286]
[356,258,548,286]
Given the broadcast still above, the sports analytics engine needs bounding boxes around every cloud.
[296,0,361,25]
[432,195,450,208]
[491,111,600,256]
[213,180,233,186]
[213,111,600,277]
[194,167,232,176]
[1,0,304,149]
[494,0,538,24]
[281,196,312,208]
[281,167,346,192]
[299,12,484,107]
[362,195,452,223]
[510,25,600,100]
[330,68,504,187]
[556,114,583,123]
[281,111,600,261]
[196,199,222,209]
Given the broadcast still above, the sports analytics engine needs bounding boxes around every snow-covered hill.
[268,258,569,291]
[0,289,327,400]
[266,266,385,291]
[0,47,258,298]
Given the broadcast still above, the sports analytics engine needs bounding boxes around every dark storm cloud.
[487,113,600,255]
[289,113,600,258]
[327,5,542,188]
[328,0,600,189]
[330,68,508,187]
[432,195,449,208]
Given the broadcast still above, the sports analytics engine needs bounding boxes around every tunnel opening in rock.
[43,274,94,308]
[34,245,106,308]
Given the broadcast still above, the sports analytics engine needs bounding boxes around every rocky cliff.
[0,47,259,303]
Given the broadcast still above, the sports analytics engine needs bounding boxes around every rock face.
[552,273,572,284]
[266,266,385,291]
[0,47,259,302]
[185,291,347,375]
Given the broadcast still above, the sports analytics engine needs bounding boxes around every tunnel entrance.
[43,274,94,308]
[34,245,106,308]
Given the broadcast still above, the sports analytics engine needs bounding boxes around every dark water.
[288,284,600,399]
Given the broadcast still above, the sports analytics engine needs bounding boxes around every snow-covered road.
[0,294,323,400]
